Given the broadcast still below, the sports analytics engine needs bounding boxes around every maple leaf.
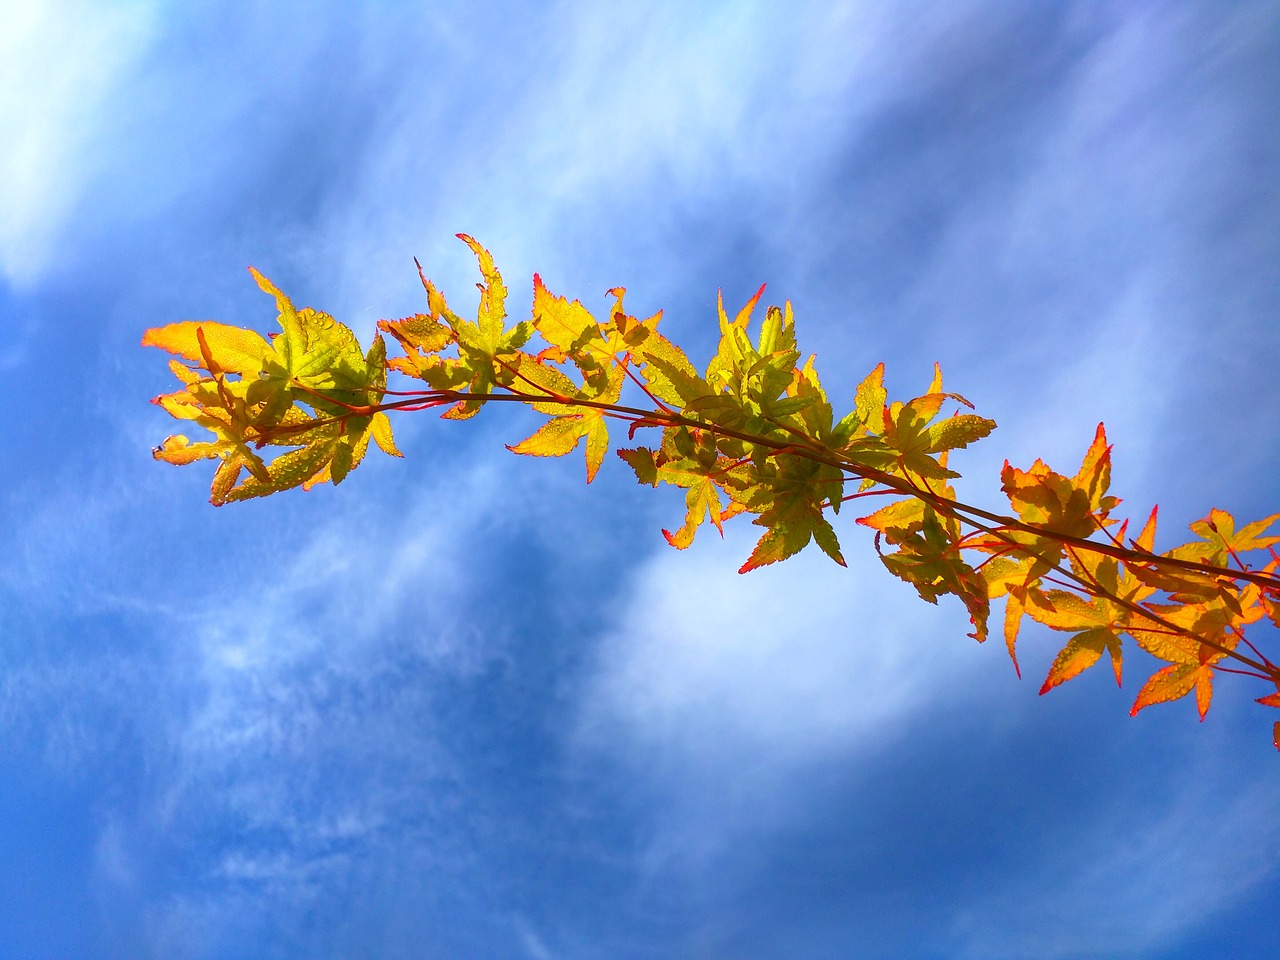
[640,351,715,407]
[532,276,601,363]
[507,397,617,482]
[787,355,836,445]
[873,508,990,641]
[995,423,1121,578]
[410,236,533,420]
[875,365,986,482]
[829,365,900,490]
[145,268,399,504]
[531,273,606,373]
[1130,647,1224,721]
[673,291,816,449]
[857,497,927,545]
[248,268,370,396]
[514,354,582,408]
[837,362,887,442]
[1027,585,1127,693]
[458,233,508,340]
[738,453,846,572]
[1122,577,1269,720]
[1126,576,1262,666]
[147,349,273,501]
[1261,559,1280,631]
[378,312,455,384]
[529,277,679,411]
[1002,423,1118,535]
[974,554,1038,676]
[667,472,728,549]
[370,411,402,457]
[1002,587,1029,678]
[704,285,766,390]
[742,304,805,419]
[1124,506,1228,599]
[141,322,273,376]
[635,335,702,409]
[927,413,998,455]
[1167,509,1280,568]
[222,429,339,502]
[506,293,627,484]
[616,445,742,549]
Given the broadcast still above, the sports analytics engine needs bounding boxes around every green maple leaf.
[423,235,533,420]
[738,455,846,572]
[875,508,990,641]
[145,268,400,503]
[876,365,987,481]
[617,445,743,548]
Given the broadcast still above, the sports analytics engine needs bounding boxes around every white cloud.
[958,275,1182,513]
[0,448,524,945]
[168,463,509,823]
[857,7,1245,515]
[513,914,554,960]
[112,465,506,951]
[93,818,138,893]
[576,519,999,866]
[316,1,954,315]
[0,0,157,284]
[952,772,1280,959]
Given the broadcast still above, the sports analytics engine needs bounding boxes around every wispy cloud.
[0,0,157,284]
[0,453,529,953]
[952,772,1280,959]
[159,461,513,812]
[316,1,951,316]
[576,520,993,868]
[2,2,1276,957]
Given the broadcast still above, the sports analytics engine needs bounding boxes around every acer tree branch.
[143,235,1280,747]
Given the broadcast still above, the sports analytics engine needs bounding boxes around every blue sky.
[2,1,1279,957]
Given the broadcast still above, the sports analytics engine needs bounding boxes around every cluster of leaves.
[143,269,401,502]
[144,236,1280,745]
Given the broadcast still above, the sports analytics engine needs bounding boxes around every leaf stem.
[268,380,1280,683]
